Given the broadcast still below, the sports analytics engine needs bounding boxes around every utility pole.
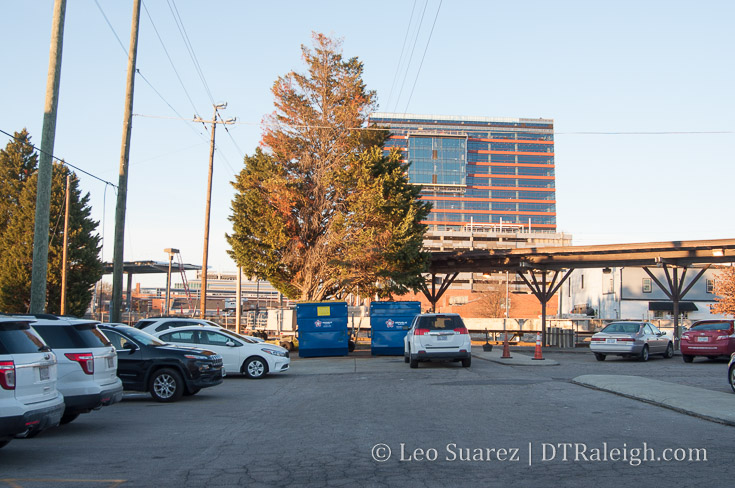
[111,0,142,323]
[194,104,235,319]
[60,174,71,315]
[30,0,67,313]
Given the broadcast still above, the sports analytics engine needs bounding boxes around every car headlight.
[261,348,287,357]
[185,354,210,360]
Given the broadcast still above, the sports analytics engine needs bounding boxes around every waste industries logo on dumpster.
[385,319,409,329]
[314,320,334,328]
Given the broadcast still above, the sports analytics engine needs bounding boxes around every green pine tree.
[227,34,431,301]
[0,131,102,316]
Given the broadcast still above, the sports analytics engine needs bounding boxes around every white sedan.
[153,326,289,379]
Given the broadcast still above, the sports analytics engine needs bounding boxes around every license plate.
[107,356,114,368]
[39,366,49,381]
[606,338,617,344]
[437,335,448,341]
[697,337,709,342]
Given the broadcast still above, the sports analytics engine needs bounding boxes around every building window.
[580,275,584,289]
[706,279,714,294]
[642,278,652,293]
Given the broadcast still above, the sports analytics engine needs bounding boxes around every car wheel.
[60,412,80,425]
[461,357,471,368]
[594,353,606,361]
[280,341,293,352]
[149,368,184,402]
[184,387,201,396]
[404,346,410,363]
[404,355,409,364]
[638,345,649,362]
[243,357,268,379]
[682,354,694,363]
[663,342,674,359]
[409,356,419,369]
[348,340,356,353]
[729,364,735,393]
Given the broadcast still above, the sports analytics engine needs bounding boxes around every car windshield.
[118,327,167,346]
[416,315,464,330]
[220,329,258,344]
[601,323,641,334]
[690,322,732,331]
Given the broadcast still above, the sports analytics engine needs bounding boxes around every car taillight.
[617,338,634,342]
[681,335,690,342]
[591,337,604,342]
[0,361,15,390]
[454,327,469,335]
[717,335,729,341]
[414,328,430,336]
[65,353,94,375]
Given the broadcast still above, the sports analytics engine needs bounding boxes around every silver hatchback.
[590,321,674,362]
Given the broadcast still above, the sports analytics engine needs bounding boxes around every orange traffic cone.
[501,332,512,359]
[532,332,544,360]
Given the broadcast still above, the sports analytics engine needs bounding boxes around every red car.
[680,320,735,363]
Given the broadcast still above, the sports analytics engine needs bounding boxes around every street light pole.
[164,248,178,315]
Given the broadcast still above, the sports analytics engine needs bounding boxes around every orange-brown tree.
[227,34,430,301]
[712,266,735,317]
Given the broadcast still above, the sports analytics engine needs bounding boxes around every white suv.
[0,317,65,447]
[404,313,472,368]
[24,316,123,425]
[134,317,222,335]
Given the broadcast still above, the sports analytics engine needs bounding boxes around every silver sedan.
[590,321,674,362]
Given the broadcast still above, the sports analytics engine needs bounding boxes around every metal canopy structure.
[102,261,202,312]
[422,238,735,347]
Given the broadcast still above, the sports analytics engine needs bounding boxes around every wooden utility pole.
[194,104,235,319]
[30,0,67,313]
[60,174,71,315]
[111,0,142,323]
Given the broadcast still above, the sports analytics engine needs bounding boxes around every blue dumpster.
[370,301,421,356]
[296,302,349,358]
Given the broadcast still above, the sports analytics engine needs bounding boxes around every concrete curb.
[573,374,735,426]
[472,346,560,366]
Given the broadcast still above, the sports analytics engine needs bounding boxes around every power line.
[0,128,118,188]
[167,0,216,106]
[142,1,203,120]
[94,0,207,140]
[404,0,442,113]
[94,0,128,56]
[393,0,430,113]
[386,0,418,111]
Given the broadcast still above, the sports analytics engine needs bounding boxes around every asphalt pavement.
[471,346,735,426]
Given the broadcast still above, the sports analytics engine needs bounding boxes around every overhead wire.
[142,1,204,121]
[393,0,430,113]
[385,0,419,111]
[167,0,216,106]
[0,128,118,188]
[403,0,443,113]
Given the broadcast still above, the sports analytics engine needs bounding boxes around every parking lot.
[1,348,732,488]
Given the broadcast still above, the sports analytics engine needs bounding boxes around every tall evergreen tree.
[0,131,102,316]
[227,33,430,301]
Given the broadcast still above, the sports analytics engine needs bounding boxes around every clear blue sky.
[1,0,733,288]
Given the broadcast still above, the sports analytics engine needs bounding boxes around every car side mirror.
[123,342,138,353]
[226,341,236,347]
